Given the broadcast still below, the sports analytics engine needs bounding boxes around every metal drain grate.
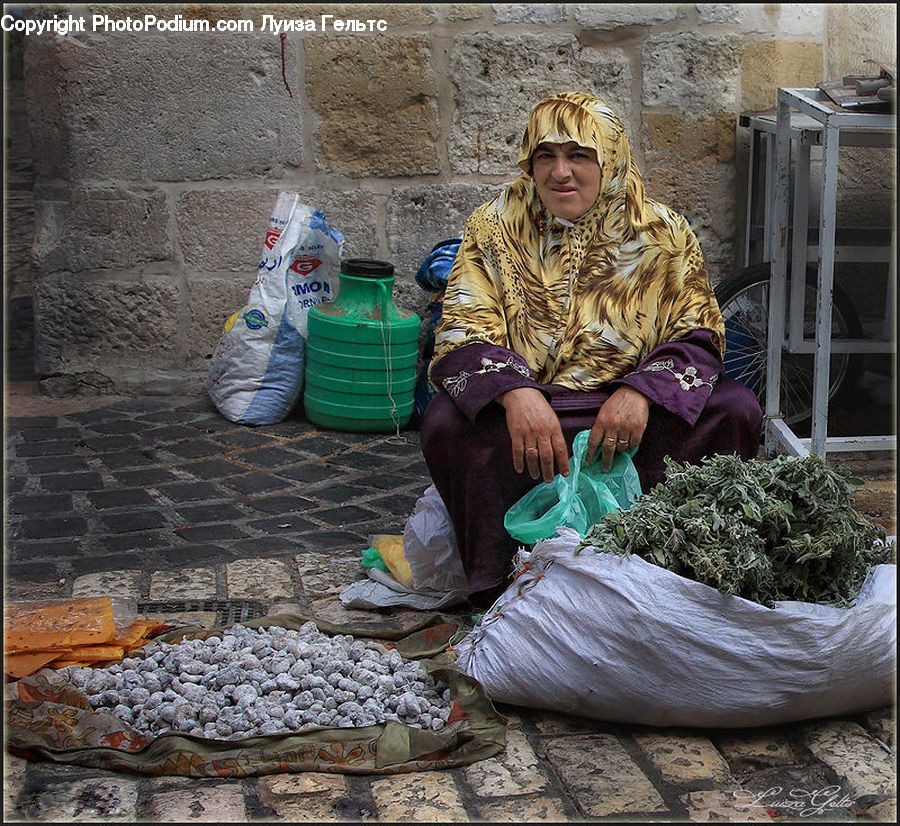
[137,600,265,626]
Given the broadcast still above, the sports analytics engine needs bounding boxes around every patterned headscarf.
[433,91,724,388]
[515,91,648,246]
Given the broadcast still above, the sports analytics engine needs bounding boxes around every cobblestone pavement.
[3,391,897,824]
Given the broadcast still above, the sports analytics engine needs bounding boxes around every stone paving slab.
[3,393,897,822]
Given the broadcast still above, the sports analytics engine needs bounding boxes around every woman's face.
[531,141,601,222]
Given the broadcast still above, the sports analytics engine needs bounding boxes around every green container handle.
[377,280,390,326]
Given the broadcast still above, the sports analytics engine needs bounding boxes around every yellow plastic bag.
[370,534,414,589]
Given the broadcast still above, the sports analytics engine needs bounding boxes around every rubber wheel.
[715,263,864,427]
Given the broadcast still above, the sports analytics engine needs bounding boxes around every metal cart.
[737,87,895,458]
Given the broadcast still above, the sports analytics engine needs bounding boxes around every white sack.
[454,528,896,728]
[206,194,343,425]
[340,485,469,610]
[403,485,468,594]
[340,567,467,611]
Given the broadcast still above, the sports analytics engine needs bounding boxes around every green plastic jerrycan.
[304,259,420,432]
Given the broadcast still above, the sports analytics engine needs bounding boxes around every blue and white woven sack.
[207,194,343,425]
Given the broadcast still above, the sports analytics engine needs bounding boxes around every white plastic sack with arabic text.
[454,528,895,728]
[207,193,343,425]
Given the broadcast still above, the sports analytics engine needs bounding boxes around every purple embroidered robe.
[420,333,762,598]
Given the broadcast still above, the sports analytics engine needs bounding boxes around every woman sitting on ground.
[419,91,763,608]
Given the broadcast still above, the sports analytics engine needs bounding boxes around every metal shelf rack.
[745,87,895,458]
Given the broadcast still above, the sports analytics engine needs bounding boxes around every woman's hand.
[584,385,650,472]
[496,387,569,483]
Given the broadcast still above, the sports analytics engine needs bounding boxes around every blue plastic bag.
[504,430,642,544]
[410,238,461,426]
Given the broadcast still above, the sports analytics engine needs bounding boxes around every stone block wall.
[14,3,893,394]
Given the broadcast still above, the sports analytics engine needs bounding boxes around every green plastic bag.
[361,546,390,572]
[504,429,642,544]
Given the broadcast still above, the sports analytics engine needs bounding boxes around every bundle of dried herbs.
[578,454,895,607]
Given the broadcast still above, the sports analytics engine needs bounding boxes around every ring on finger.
[604,437,617,445]
[617,438,630,446]
[525,446,538,453]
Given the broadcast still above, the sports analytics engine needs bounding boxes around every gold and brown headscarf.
[433,91,725,389]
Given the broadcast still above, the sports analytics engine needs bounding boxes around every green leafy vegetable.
[577,454,895,607]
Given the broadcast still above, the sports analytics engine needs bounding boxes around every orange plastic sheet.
[3,599,160,679]
[3,652,62,680]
